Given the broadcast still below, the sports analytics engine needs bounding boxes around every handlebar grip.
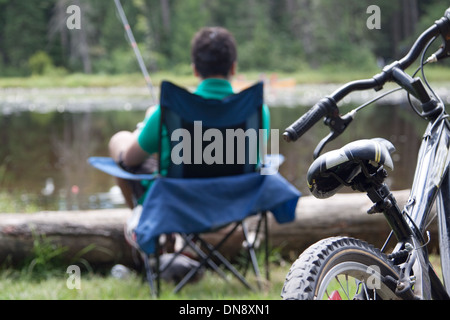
[284,97,337,142]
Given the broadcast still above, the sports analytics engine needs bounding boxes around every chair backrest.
[159,81,264,178]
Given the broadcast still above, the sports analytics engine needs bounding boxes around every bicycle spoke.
[335,275,351,299]
[346,274,350,299]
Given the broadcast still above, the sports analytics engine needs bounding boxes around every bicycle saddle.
[307,138,395,199]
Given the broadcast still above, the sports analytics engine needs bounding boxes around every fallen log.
[0,189,439,268]
[268,189,439,259]
[0,209,134,267]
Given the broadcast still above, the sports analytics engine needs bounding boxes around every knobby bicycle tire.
[281,237,403,300]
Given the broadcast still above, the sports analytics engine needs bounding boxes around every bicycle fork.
[362,178,447,299]
[362,118,450,299]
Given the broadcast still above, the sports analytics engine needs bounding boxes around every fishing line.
[114,0,157,103]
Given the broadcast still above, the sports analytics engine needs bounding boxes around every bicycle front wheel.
[281,237,402,300]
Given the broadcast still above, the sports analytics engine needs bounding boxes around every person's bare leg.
[115,177,135,209]
[109,131,136,209]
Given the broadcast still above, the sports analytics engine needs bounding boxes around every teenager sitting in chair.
[108,27,270,210]
[99,28,300,290]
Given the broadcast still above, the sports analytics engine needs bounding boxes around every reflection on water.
[0,107,147,211]
[0,86,436,212]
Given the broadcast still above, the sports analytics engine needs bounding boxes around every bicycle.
[281,8,450,300]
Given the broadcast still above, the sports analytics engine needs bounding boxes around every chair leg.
[263,211,270,281]
[141,252,157,298]
[240,211,270,286]
[140,236,162,298]
[173,227,254,293]
[156,236,161,296]
[195,226,256,290]
[242,219,263,289]
[180,234,229,280]
[199,236,254,290]
[171,236,223,293]
[174,223,258,293]
[149,215,270,295]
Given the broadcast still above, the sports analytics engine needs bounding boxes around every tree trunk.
[268,189,439,258]
[160,0,171,33]
[0,189,439,268]
[0,209,133,267]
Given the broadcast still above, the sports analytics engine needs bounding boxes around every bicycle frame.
[437,155,450,295]
[403,111,450,299]
[283,7,450,300]
[354,108,450,299]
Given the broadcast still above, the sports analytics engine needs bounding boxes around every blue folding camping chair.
[89,81,301,296]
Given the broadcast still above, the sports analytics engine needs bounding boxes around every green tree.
[0,0,447,76]
[0,0,53,76]
[167,0,208,71]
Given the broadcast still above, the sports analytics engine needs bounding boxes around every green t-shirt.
[137,78,270,178]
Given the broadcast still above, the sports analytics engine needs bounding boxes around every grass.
[0,72,198,89]
[0,253,443,300]
[0,192,47,214]
[0,231,444,301]
[0,231,444,300]
[0,232,288,300]
[1,65,448,300]
[1,65,449,90]
[0,263,289,300]
[0,270,148,299]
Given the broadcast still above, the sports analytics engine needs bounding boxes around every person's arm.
[123,105,161,167]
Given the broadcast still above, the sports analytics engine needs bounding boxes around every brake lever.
[429,11,450,62]
[313,111,355,159]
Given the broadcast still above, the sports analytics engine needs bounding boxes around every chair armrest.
[88,157,159,181]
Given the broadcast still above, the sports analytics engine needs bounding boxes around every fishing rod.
[114,0,157,103]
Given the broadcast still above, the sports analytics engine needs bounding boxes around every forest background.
[0,0,448,80]
[0,0,449,300]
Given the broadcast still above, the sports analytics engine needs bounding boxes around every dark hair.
[191,27,237,78]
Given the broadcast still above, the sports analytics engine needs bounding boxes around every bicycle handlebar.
[284,97,337,142]
[284,8,450,143]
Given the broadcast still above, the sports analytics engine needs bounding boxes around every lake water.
[0,84,446,212]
